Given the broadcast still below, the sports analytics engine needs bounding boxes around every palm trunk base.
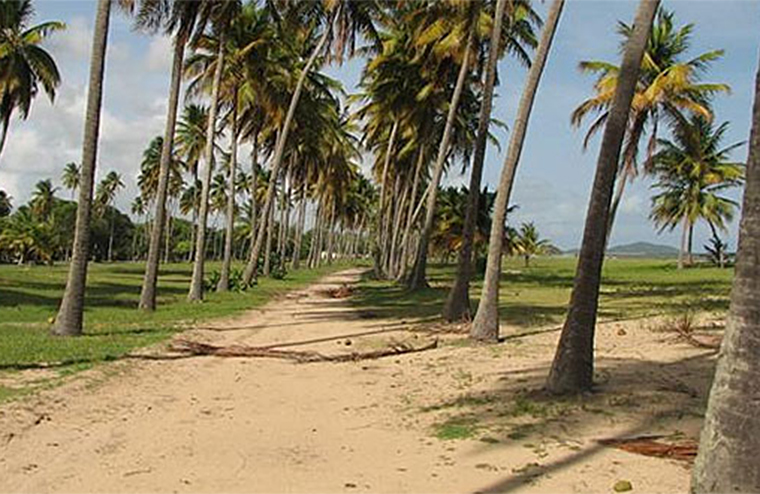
[442,276,472,322]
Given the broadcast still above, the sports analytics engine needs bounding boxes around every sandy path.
[0,268,717,493]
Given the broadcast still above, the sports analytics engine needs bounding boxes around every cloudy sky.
[1,0,758,251]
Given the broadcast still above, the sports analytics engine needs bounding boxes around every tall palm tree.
[546,0,659,394]
[572,7,729,246]
[96,170,124,262]
[691,52,760,494]
[471,0,564,341]
[650,117,744,269]
[0,0,64,159]
[187,0,241,301]
[442,0,539,321]
[61,162,80,199]
[137,0,213,311]
[30,179,58,221]
[52,0,113,336]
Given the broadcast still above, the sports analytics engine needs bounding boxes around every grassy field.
[352,256,734,328]
[0,261,352,378]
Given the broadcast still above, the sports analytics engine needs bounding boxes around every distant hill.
[564,241,680,258]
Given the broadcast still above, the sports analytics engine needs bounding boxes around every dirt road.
[0,268,716,493]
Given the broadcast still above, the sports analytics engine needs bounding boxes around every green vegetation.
[353,257,733,328]
[0,261,349,370]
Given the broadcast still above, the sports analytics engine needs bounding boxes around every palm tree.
[30,179,58,221]
[187,0,241,301]
[572,7,729,246]
[471,0,564,341]
[546,0,659,394]
[442,0,539,321]
[52,0,112,336]
[0,0,64,159]
[691,52,760,494]
[136,0,214,311]
[96,170,124,262]
[649,117,744,269]
[61,162,80,199]
[0,189,11,217]
[513,222,550,267]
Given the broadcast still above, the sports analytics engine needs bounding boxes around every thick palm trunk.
[52,0,111,336]
[471,0,564,341]
[188,32,225,301]
[139,35,186,310]
[242,21,331,286]
[218,97,239,292]
[691,55,760,493]
[442,0,508,322]
[546,0,658,394]
[408,29,475,290]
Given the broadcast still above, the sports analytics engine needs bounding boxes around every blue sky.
[1,0,758,251]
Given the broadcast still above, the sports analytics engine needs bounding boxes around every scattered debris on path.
[169,338,438,363]
[598,435,698,463]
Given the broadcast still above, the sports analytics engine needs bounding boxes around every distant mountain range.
[563,241,680,258]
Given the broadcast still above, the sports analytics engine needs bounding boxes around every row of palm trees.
[4,0,758,488]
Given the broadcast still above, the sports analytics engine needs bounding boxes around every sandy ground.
[0,268,721,493]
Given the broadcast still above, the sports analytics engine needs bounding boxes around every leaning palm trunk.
[139,35,186,310]
[218,96,239,292]
[546,0,658,394]
[471,0,565,342]
[52,0,112,336]
[691,52,760,494]
[107,205,115,261]
[326,202,336,265]
[383,173,402,275]
[442,0,509,322]
[408,29,475,290]
[188,32,225,301]
[678,215,688,269]
[248,139,258,257]
[242,22,331,286]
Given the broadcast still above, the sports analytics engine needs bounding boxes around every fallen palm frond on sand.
[168,338,438,363]
[598,435,698,463]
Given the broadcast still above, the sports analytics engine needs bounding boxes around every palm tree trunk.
[375,120,399,277]
[139,34,186,310]
[218,91,239,292]
[188,31,225,301]
[408,28,475,290]
[546,0,658,394]
[396,145,426,281]
[242,19,331,286]
[52,0,112,336]
[248,134,258,258]
[678,215,688,269]
[264,199,274,276]
[471,0,564,341]
[383,172,401,275]
[282,181,292,260]
[389,173,410,278]
[108,205,115,262]
[443,0,509,322]
[688,223,694,265]
[292,191,306,270]
[326,202,336,265]
[691,54,760,493]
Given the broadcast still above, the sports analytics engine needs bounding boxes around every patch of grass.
[433,416,479,440]
[0,261,353,373]
[353,257,733,327]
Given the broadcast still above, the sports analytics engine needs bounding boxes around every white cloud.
[145,35,173,73]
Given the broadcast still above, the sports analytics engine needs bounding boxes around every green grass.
[0,260,352,371]
[433,416,480,440]
[353,257,733,327]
